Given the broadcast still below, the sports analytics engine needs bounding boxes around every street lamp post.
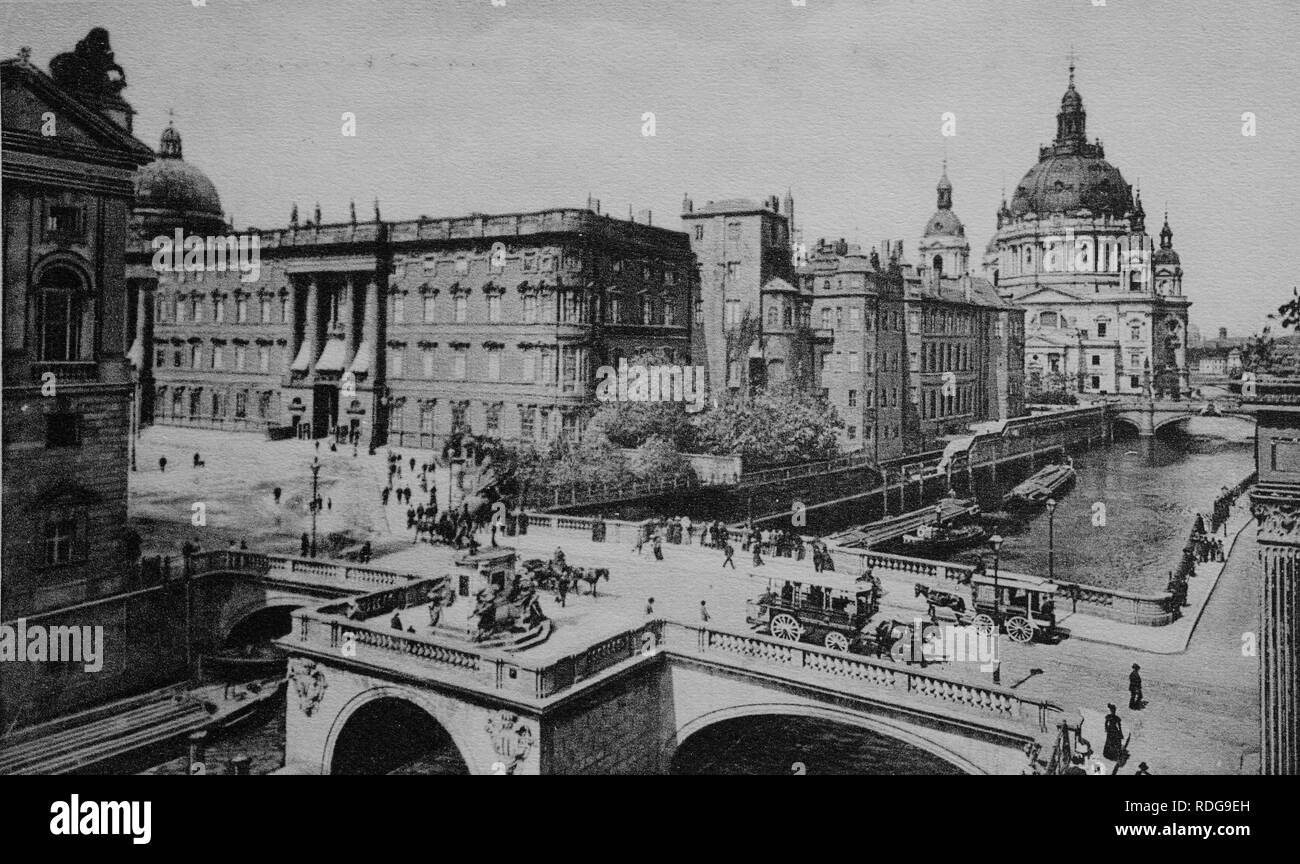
[1046,498,1057,582]
[989,533,1004,621]
[309,456,321,557]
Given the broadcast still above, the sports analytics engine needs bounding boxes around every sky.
[3,0,1297,336]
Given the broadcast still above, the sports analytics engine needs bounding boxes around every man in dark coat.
[1129,663,1144,709]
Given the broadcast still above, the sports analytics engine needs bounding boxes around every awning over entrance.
[347,340,373,378]
[291,340,313,372]
[315,337,348,373]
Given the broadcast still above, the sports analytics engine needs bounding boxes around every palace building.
[1,33,186,726]
[126,174,697,447]
[983,64,1190,400]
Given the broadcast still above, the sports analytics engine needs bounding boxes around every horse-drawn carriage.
[520,558,609,597]
[746,572,881,653]
[915,569,1060,644]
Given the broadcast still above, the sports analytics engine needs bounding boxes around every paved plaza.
[131,426,1261,774]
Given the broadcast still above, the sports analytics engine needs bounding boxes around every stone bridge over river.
[273,578,1060,775]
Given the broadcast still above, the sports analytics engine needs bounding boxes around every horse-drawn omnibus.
[746,572,881,653]
[915,569,1060,643]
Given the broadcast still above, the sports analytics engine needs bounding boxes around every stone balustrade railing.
[184,549,424,590]
[662,622,1061,731]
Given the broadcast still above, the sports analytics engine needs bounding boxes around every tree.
[692,382,843,467]
[1241,326,1275,374]
[588,400,697,451]
[627,435,698,483]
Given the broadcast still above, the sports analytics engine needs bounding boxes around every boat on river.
[1002,461,1076,509]
[899,522,990,556]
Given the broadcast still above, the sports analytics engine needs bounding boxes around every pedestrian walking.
[722,542,736,569]
[645,597,655,616]
[300,532,309,557]
[159,456,167,472]
[273,486,282,504]
[1134,762,1151,776]
[652,534,664,561]
[752,542,765,567]
[557,575,569,608]
[1102,704,1125,762]
[193,452,202,468]
[700,601,711,623]
[327,497,332,511]
[1129,663,1144,710]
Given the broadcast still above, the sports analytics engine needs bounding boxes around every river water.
[146,420,1252,775]
[976,422,1253,594]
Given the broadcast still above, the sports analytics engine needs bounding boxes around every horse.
[914,582,966,614]
[568,567,610,598]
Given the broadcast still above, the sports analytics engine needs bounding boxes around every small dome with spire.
[132,121,225,236]
[923,162,964,238]
[1152,212,1180,266]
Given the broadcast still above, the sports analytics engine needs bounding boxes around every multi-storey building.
[126,177,697,446]
[2,33,183,725]
[983,64,1190,399]
[681,193,811,399]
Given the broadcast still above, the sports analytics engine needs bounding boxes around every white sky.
[3,0,1297,336]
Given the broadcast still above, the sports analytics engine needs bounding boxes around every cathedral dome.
[133,123,225,235]
[1008,68,1133,221]
[1009,153,1131,219]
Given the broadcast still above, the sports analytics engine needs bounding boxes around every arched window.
[36,265,92,361]
[932,254,943,274]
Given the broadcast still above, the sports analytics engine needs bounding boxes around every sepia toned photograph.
[0,0,1295,807]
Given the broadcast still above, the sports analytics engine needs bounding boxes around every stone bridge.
[1102,396,1254,437]
[276,588,1062,775]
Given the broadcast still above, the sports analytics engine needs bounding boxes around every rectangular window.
[236,297,248,323]
[420,404,435,435]
[45,412,81,448]
[212,345,224,369]
[608,296,621,324]
[453,348,467,379]
[642,297,654,325]
[235,392,247,419]
[726,299,742,327]
[520,406,536,439]
[423,296,437,323]
[46,205,83,240]
[849,308,861,331]
[422,349,435,378]
[259,347,270,373]
[191,299,202,322]
[260,298,272,323]
[1097,322,1107,338]
[392,295,405,324]
[523,295,537,323]
[848,352,860,373]
[848,389,858,408]
[848,426,857,440]
[387,348,405,378]
[454,296,468,323]
[540,348,555,385]
[487,348,501,381]
[522,348,536,381]
[43,508,83,565]
[1130,375,1140,389]
[1091,354,1101,366]
[694,225,703,240]
[485,404,500,435]
[488,295,502,323]
[451,401,468,433]
[234,346,246,371]
[214,299,226,323]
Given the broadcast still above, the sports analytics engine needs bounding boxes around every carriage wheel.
[769,614,802,642]
[973,614,996,637]
[823,631,850,652]
[1005,615,1035,643]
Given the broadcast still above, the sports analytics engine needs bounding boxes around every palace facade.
[125,165,698,447]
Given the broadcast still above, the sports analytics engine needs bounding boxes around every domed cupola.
[1009,64,1132,220]
[132,121,226,237]
[1152,212,1180,267]
[923,162,964,238]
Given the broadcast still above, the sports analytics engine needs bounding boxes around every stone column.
[304,277,320,371]
[342,276,357,368]
[362,279,378,356]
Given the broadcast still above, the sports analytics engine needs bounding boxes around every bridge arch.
[667,702,983,775]
[322,686,473,775]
